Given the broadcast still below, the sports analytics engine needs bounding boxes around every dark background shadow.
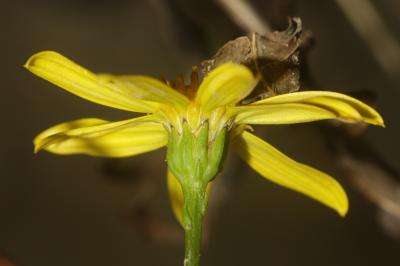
[0,0,399,265]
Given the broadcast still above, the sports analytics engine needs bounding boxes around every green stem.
[183,183,208,266]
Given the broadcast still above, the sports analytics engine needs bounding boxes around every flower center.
[159,68,233,141]
[164,68,199,101]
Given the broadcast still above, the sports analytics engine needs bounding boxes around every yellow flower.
[25,51,384,223]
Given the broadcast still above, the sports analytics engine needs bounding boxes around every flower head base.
[25,50,384,220]
[168,122,227,187]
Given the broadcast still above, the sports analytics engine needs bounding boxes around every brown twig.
[336,0,400,82]
[216,0,271,34]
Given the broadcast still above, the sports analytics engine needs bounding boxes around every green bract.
[167,122,227,188]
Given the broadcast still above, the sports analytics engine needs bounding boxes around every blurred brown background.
[1,0,399,265]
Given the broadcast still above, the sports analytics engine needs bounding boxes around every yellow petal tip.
[337,204,349,218]
[24,50,56,70]
[334,191,349,217]
[378,118,385,128]
[368,109,385,127]
[33,145,41,154]
[367,115,385,127]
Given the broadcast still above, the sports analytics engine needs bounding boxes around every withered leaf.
[202,17,303,102]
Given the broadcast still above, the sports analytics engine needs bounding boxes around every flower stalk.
[182,183,207,266]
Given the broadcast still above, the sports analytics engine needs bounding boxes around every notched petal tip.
[352,99,385,127]
[33,144,41,154]
[330,184,349,217]
[33,135,46,154]
[33,131,62,154]
[338,201,349,217]
[374,115,385,128]
[24,50,58,69]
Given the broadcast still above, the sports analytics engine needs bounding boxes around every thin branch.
[216,0,271,34]
[340,154,400,220]
[336,0,400,82]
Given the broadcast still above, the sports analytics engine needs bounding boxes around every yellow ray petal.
[25,51,159,113]
[97,74,189,112]
[233,131,348,216]
[252,91,384,126]
[34,115,167,157]
[195,63,258,114]
[167,170,214,226]
[230,103,336,125]
[167,170,184,226]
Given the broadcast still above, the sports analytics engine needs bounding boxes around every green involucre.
[167,122,227,188]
